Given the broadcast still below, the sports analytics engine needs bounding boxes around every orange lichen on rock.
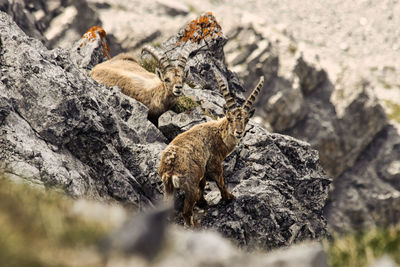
[79,26,111,59]
[179,12,222,44]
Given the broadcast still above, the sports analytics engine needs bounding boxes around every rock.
[55,0,190,53]
[368,255,398,267]
[159,108,330,248]
[258,78,306,132]
[184,86,226,117]
[294,55,327,95]
[153,232,328,267]
[158,85,226,140]
[0,0,47,43]
[158,107,211,141]
[324,125,400,232]
[225,25,279,88]
[259,242,328,267]
[222,22,400,232]
[224,25,307,132]
[203,122,330,249]
[331,76,387,176]
[100,204,173,262]
[106,221,328,267]
[1,174,328,267]
[0,11,166,207]
[69,25,110,70]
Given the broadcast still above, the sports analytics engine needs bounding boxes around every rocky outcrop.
[324,124,400,232]
[0,11,166,206]
[222,23,400,231]
[161,106,330,248]
[0,11,330,250]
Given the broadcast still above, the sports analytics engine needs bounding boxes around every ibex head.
[215,73,264,139]
[142,45,190,97]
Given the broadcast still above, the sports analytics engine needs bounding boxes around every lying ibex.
[90,46,189,124]
[158,72,264,226]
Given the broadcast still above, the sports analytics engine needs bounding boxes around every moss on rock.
[172,96,199,113]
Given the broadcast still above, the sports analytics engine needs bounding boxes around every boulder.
[0,11,166,207]
[69,25,111,70]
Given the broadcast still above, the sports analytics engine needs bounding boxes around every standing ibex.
[90,46,190,124]
[158,72,264,226]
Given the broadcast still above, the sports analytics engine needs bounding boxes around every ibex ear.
[249,108,255,118]
[155,68,163,80]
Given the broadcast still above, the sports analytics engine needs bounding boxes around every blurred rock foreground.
[0,0,399,266]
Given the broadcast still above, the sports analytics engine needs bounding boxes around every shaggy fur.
[158,74,264,226]
[90,50,187,124]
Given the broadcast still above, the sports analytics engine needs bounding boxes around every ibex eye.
[164,78,171,83]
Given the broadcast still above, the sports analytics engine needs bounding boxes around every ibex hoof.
[183,215,197,228]
[196,198,209,209]
[219,192,235,205]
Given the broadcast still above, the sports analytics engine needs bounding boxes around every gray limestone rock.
[69,25,110,70]
[294,55,327,95]
[0,11,166,208]
[324,125,400,232]
[158,107,211,141]
[208,123,330,249]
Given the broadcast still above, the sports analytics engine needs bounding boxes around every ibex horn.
[176,45,190,70]
[243,76,264,111]
[214,72,237,111]
[142,45,171,70]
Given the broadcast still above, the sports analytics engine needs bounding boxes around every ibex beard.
[158,73,264,227]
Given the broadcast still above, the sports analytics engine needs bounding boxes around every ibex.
[158,72,264,226]
[90,46,189,124]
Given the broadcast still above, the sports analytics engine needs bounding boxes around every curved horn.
[243,76,264,111]
[142,45,171,70]
[176,45,190,70]
[214,72,236,111]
